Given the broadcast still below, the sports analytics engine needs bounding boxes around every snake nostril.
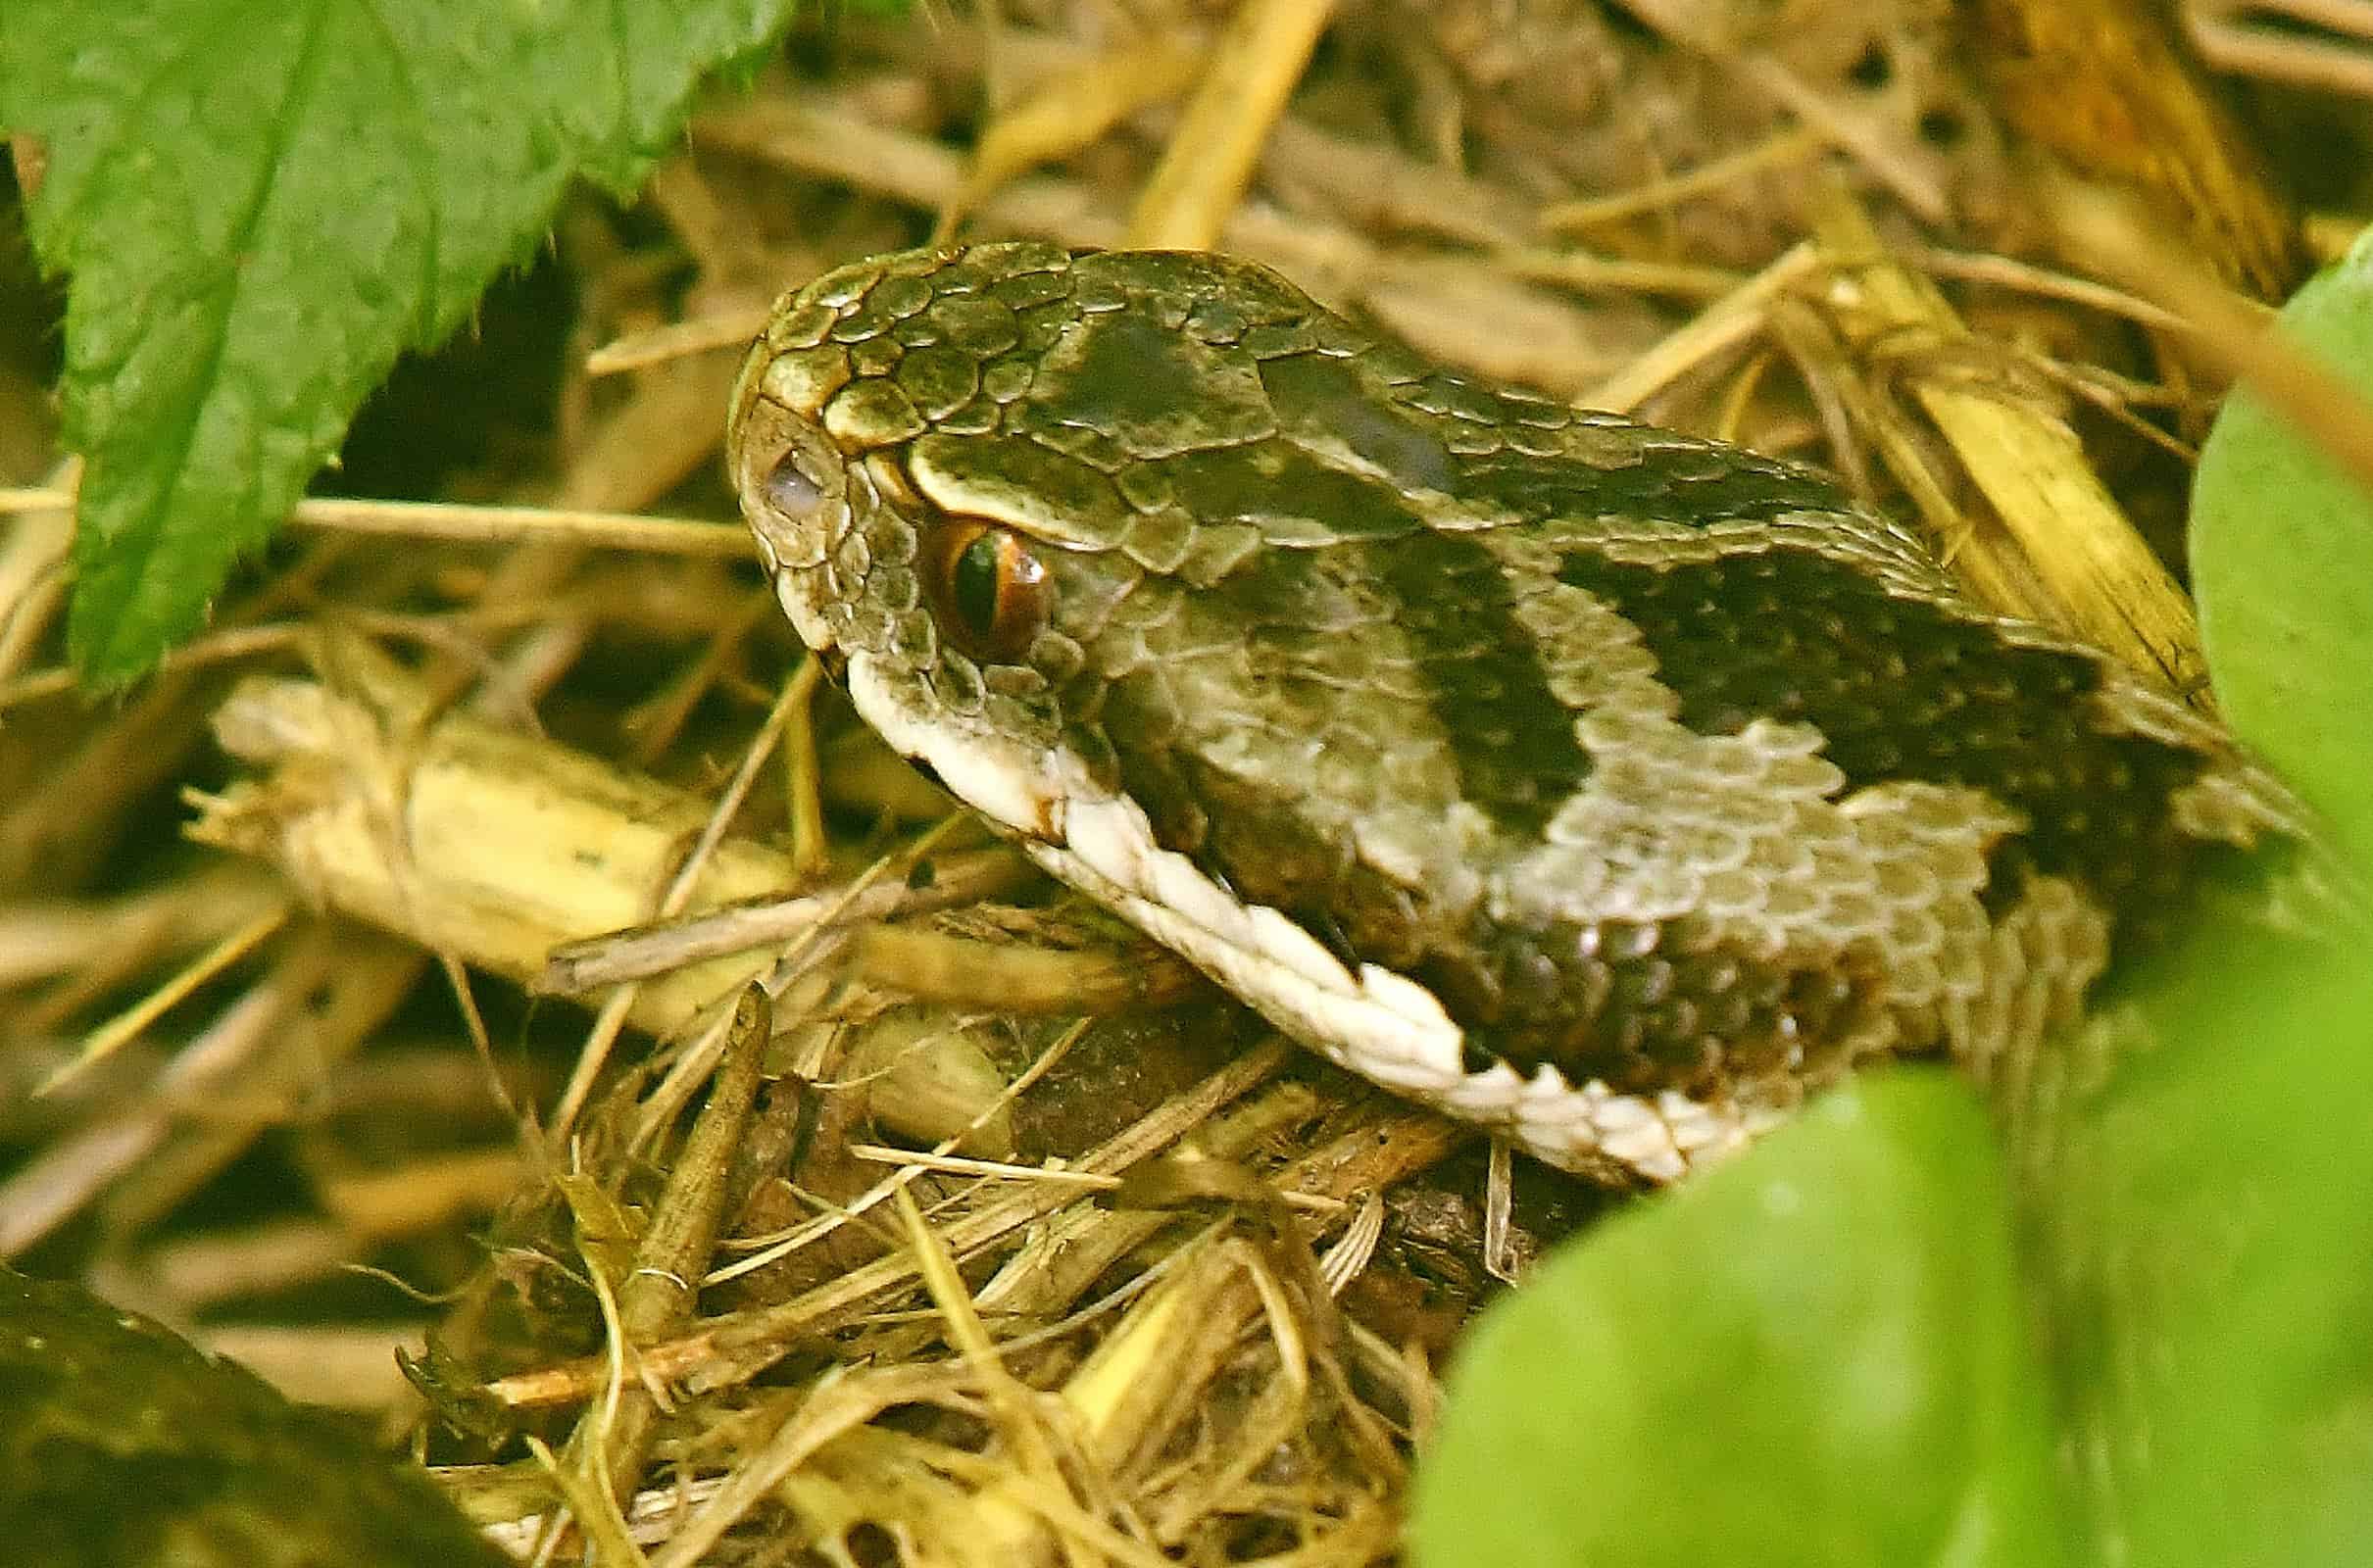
[764,450,827,516]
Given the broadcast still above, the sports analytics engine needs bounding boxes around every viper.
[727,241,2320,1184]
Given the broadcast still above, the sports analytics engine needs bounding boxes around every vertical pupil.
[952,531,1005,638]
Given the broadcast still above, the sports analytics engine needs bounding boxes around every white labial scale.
[1543,1081,1691,1184]
[771,568,839,662]
[1053,795,1157,913]
[1246,905,1362,995]
[1352,961,1454,1030]
[1431,1058,1712,1184]
[1062,795,1487,1086]
[1025,803,1472,1098]
[987,770,1480,1096]
[845,654,1058,840]
[1663,1089,1742,1154]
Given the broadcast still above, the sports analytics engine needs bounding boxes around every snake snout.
[729,381,848,575]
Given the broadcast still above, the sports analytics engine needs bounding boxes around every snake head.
[729,243,1563,1152]
[728,239,1385,850]
[728,242,1127,845]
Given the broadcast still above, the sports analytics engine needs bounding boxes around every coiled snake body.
[729,242,2314,1183]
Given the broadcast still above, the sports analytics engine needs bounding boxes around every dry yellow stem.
[1125,0,1339,249]
[1813,194,2211,698]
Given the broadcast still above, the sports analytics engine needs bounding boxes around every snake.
[726,240,2321,1184]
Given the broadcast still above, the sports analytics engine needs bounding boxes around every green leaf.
[2040,940,2373,1568]
[2190,223,2373,873]
[1410,1070,2072,1568]
[0,0,798,685]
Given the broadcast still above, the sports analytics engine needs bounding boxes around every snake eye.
[764,451,828,516]
[929,521,1050,663]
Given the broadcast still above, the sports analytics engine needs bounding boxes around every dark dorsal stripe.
[1366,527,1597,841]
[1554,543,2222,939]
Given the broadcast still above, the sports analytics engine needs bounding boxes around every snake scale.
[727,241,2318,1184]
